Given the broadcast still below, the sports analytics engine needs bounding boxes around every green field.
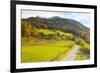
[22,38,75,63]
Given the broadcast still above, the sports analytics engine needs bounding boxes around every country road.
[61,45,79,61]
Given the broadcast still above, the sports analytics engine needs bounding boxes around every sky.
[22,10,90,28]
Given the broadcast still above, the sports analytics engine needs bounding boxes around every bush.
[80,43,90,56]
[80,48,90,55]
[52,36,61,41]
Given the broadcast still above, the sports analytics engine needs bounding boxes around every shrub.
[52,36,61,41]
[80,43,90,56]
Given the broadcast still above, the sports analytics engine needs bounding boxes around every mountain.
[21,16,90,43]
[48,16,89,32]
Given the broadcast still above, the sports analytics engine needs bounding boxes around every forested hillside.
[22,16,90,43]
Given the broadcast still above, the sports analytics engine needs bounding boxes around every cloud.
[64,13,90,27]
[22,10,63,18]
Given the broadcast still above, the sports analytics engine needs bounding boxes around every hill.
[21,16,90,43]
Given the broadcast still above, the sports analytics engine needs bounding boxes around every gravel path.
[62,45,79,61]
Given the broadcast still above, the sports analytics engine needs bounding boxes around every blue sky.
[22,10,90,27]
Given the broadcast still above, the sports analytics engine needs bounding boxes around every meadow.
[22,37,75,63]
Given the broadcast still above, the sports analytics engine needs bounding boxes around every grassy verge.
[75,52,86,60]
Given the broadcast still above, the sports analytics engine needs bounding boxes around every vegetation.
[22,38,75,63]
[75,38,90,60]
[75,53,86,60]
[21,16,90,63]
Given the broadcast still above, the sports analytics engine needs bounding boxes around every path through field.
[61,45,79,61]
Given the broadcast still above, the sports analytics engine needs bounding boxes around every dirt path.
[61,45,79,61]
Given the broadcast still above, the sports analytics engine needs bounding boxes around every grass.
[36,29,73,37]
[75,52,86,60]
[21,38,75,63]
[21,29,89,63]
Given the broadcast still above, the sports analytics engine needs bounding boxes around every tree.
[21,20,33,37]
